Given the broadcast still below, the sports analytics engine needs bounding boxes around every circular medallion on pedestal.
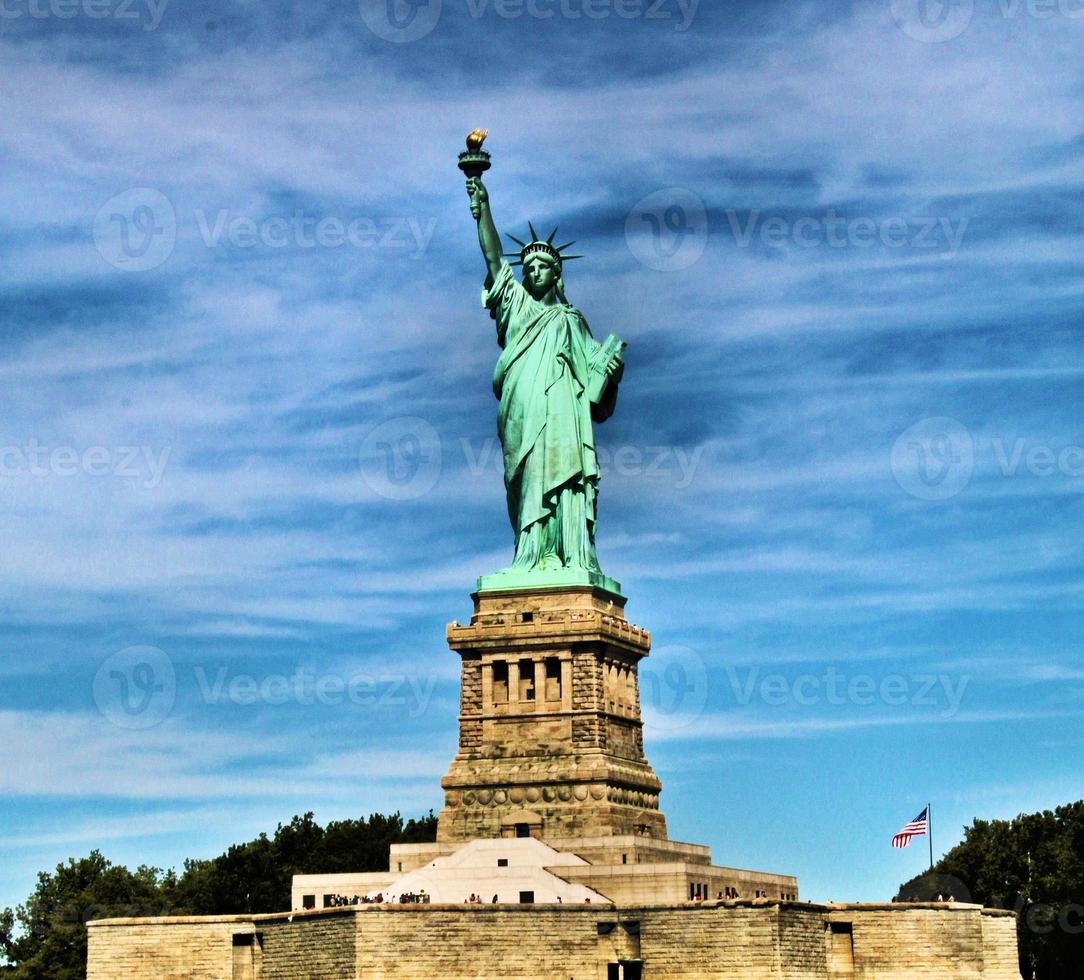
[494,789,508,805]
[572,786,587,802]
[509,788,525,804]
[478,790,493,806]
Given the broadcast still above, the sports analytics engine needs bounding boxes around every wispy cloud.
[644,707,1070,743]
[0,710,445,800]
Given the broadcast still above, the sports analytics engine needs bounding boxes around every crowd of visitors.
[322,891,430,907]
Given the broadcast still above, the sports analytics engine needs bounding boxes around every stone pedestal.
[437,586,667,843]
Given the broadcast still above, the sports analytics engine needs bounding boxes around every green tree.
[161,810,438,915]
[0,852,167,980]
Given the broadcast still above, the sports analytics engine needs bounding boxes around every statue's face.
[524,256,559,299]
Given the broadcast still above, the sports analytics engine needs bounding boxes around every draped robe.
[483,261,618,571]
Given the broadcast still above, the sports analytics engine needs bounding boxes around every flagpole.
[928,802,934,872]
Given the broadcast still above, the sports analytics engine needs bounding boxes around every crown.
[503,222,583,269]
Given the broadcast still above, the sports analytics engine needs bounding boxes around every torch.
[458,129,492,179]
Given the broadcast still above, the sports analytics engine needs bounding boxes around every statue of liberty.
[462,134,625,592]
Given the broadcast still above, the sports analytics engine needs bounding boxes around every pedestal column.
[437,586,667,844]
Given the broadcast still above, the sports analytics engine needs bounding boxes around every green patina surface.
[462,138,625,597]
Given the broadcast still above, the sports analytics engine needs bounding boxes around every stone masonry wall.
[258,913,355,979]
[981,913,1022,979]
[777,906,831,978]
[355,907,601,979]
[639,905,808,979]
[86,917,248,980]
[571,647,603,748]
[87,902,1022,980]
[829,906,1021,980]
[460,656,482,715]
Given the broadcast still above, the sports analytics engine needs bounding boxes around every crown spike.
[507,224,585,269]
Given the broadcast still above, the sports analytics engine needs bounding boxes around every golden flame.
[466,129,489,152]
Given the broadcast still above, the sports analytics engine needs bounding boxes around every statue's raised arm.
[459,129,502,283]
[467,176,502,283]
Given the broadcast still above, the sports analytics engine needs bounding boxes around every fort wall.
[86,900,1021,980]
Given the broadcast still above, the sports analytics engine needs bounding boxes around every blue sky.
[1,0,1083,916]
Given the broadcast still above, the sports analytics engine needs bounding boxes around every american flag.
[892,806,929,849]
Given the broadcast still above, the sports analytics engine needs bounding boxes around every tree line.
[0,810,436,980]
